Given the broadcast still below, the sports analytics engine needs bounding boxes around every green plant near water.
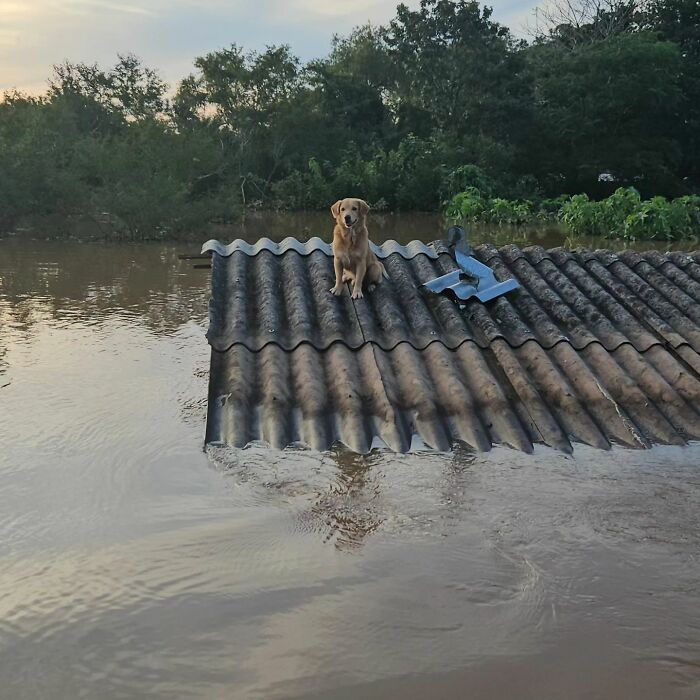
[445,187,487,221]
[560,188,700,240]
[445,187,559,226]
[487,198,533,226]
[447,186,700,240]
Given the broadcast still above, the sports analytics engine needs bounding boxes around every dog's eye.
[352,206,357,210]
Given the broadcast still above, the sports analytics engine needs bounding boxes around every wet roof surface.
[203,238,700,454]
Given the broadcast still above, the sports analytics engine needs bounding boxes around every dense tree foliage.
[527,32,683,196]
[641,0,700,186]
[0,0,698,236]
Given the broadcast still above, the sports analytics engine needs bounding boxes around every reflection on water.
[0,241,209,334]
[1,238,700,700]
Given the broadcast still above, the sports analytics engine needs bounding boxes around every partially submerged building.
[202,237,700,453]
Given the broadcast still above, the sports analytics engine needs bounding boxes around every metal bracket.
[421,226,519,302]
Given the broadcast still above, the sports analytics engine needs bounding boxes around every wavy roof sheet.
[204,239,700,453]
[201,236,439,260]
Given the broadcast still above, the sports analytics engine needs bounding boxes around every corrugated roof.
[203,239,700,454]
[202,236,439,259]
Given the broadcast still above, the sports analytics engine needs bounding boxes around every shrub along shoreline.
[446,187,700,241]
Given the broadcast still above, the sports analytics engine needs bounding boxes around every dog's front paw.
[351,289,364,299]
[330,285,343,296]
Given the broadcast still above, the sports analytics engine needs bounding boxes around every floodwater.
[19,209,700,251]
[1,226,700,700]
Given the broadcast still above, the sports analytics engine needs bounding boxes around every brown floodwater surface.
[16,209,700,251]
[200,210,699,251]
[1,231,700,700]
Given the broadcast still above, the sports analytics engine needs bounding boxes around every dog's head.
[331,198,370,229]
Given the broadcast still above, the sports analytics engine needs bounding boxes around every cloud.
[0,28,21,50]
[0,1,34,18]
[282,0,408,19]
[75,1,157,16]
[0,0,537,94]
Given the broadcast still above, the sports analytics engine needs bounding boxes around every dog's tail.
[380,262,389,279]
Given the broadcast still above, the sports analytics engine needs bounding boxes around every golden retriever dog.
[329,198,388,299]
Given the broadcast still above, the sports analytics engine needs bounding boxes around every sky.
[0,0,537,95]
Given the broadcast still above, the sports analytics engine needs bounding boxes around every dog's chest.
[335,229,366,270]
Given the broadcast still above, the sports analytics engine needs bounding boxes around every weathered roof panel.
[201,236,439,259]
[204,239,700,453]
[206,338,700,454]
[206,242,700,355]
[479,245,700,353]
[206,248,473,353]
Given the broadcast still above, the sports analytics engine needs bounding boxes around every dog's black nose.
[344,215,352,224]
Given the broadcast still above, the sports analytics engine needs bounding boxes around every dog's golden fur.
[329,197,388,299]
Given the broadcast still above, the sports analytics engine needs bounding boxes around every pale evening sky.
[0,1,537,95]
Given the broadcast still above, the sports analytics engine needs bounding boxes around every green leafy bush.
[445,187,487,221]
[447,185,700,239]
[559,187,700,240]
[559,194,608,236]
[487,198,533,225]
[446,189,545,226]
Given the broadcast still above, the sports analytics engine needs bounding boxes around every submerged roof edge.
[201,237,439,260]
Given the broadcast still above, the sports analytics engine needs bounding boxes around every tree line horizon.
[1,0,698,237]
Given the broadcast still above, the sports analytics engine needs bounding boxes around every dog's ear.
[358,199,370,217]
[330,200,342,218]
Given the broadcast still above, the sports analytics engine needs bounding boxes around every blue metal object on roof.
[422,226,520,302]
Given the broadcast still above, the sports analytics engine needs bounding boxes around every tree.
[306,25,394,150]
[382,0,532,148]
[48,54,167,123]
[173,44,301,130]
[529,0,641,46]
[641,0,700,186]
[172,45,307,202]
[2,0,699,235]
[526,31,684,195]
